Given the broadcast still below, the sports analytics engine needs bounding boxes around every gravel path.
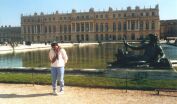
[0,83,177,104]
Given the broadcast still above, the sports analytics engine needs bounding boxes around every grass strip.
[0,72,177,90]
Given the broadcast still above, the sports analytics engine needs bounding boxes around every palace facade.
[160,20,177,39]
[21,5,160,43]
[0,26,21,43]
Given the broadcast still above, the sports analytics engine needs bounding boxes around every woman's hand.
[51,56,57,63]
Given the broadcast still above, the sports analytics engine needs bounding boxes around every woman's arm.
[61,49,68,63]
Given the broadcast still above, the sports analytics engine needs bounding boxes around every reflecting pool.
[0,43,177,69]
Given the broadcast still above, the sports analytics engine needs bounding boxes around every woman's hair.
[51,42,58,47]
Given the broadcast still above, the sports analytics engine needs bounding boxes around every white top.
[49,48,68,67]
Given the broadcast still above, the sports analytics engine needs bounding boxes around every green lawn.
[0,72,177,90]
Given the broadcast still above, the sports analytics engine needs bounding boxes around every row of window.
[25,33,148,43]
[23,11,157,22]
[95,34,146,41]
[0,33,20,36]
[23,21,155,34]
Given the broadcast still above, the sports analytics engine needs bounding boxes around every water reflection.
[161,44,177,60]
[0,54,22,68]
[22,51,50,67]
[66,43,123,69]
[0,43,177,69]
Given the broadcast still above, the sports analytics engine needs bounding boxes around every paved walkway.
[0,83,177,104]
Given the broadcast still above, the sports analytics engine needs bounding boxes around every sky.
[0,0,177,26]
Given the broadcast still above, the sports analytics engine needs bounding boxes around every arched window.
[113,22,116,32]
[140,21,144,30]
[105,23,108,32]
[86,34,89,41]
[49,25,51,33]
[64,25,67,33]
[112,34,116,40]
[76,35,80,41]
[76,23,80,32]
[68,35,71,41]
[100,23,103,32]
[60,25,63,33]
[68,25,71,33]
[32,26,34,33]
[72,23,75,32]
[152,21,155,30]
[60,36,63,41]
[146,21,149,30]
[37,25,40,33]
[96,23,99,32]
[131,33,135,40]
[118,34,122,40]
[45,26,47,33]
[28,26,30,33]
[90,22,93,32]
[131,21,135,30]
[95,34,99,41]
[81,34,84,41]
[105,34,109,40]
[100,34,103,41]
[118,22,121,31]
[37,36,40,41]
[23,26,26,34]
[53,25,56,33]
[64,35,67,41]
[140,34,144,40]
[56,36,59,41]
[81,23,84,32]
[85,23,89,32]
[124,34,127,40]
[123,22,126,31]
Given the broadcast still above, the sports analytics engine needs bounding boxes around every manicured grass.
[0,72,177,90]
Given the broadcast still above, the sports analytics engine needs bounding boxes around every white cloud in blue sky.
[0,0,177,26]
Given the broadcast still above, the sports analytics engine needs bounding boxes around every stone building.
[21,5,160,43]
[0,26,21,44]
[160,20,177,39]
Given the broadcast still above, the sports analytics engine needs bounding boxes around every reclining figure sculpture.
[109,34,172,68]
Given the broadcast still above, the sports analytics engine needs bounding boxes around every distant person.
[45,41,47,45]
[48,42,68,95]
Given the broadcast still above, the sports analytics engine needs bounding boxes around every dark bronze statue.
[109,34,172,68]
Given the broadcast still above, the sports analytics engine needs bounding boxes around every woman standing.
[48,42,68,95]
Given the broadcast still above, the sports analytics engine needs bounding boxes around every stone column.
[47,25,49,34]
[35,25,37,34]
[71,23,72,33]
[92,22,94,32]
[130,20,132,31]
[40,25,42,34]
[80,22,81,32]
[84,22,85,32]
[75,22,76,32]
[143,21,146,30]
[149,20,152,30]
[137,20,139,30]
[89,22,90,32]
[21,25,24,34]
[127,21,129,31]
[33,25,36,34]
